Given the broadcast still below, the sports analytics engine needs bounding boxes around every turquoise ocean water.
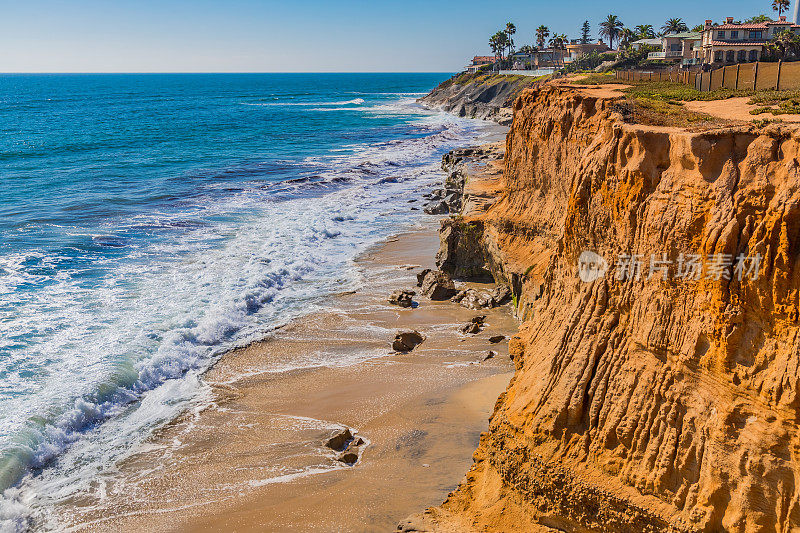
[0,73,492,529]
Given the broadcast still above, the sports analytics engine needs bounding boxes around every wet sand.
[57,224,517,532]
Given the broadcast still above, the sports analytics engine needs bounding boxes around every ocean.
[0,73,493,530]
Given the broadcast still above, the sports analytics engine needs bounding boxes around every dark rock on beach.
[488,335,505,344]
[325,428,353,451]
[420,270,456,300]
[459,289,494,310]
[436,220,493,281]
[441,146,502,168]
[393,330,425,352]
[443,192,460,210]
[389,289,415,308]
[490,285,512,305]
[326,429,367,465]
[423,201,449,215]
[460,322,481,335]
[423,186,461,216]
[338,451,359,465]
[346,437,365,451]
[416,268,431,287]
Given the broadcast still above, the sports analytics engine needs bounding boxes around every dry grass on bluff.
[440,71,543,90]
[572,72,800,127]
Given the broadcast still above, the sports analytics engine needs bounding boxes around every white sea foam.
[309,98,430,115]
[0,99,496,531]
[242,97,366,107]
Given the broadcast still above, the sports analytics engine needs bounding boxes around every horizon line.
[0,71,459,75]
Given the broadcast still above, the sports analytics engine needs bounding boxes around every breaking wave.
[0,83,495,531]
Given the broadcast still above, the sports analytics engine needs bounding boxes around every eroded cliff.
[407,85,800,532]
[419,72,542,125]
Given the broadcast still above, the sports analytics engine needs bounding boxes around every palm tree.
[634,24,656,39]
[548,33,568,65]
[505,22,516,61]
[506,22,516,40]
[773,0,791,18]
[619,28,635,49]
[489,31,508,70]
[488,34,499,66]
[499,31,510,58]
[518,44,535,68]
[766,28,800,58]
[661,18,688,34]
[536,25,550,49]
[599,15,623,49]
[556,33,569,65]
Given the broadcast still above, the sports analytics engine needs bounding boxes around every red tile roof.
[709,41,767,46]
[714,23,767,29]
[713,22,800,30]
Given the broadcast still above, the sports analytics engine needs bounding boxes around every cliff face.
[421,85,800,532]
[419,73,540,125]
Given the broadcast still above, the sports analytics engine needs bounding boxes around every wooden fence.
[616,61,800,92]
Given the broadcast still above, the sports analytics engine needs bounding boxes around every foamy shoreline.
[49,219,519,531]
[0,84,511,532]
[45,125,517,530]
[0,75,514,529]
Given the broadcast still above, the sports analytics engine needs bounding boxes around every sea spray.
[0,73,498,529]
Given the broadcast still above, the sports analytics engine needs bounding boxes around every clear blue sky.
[0,0,784,72]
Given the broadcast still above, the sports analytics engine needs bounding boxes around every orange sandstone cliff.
[405,85,800,532]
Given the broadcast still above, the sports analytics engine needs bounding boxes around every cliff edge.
[403,84,800,532]
[418,72,543,125]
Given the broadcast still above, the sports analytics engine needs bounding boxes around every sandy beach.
[52,216,517,532]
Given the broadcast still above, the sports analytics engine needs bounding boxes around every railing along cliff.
[616,60,800,92]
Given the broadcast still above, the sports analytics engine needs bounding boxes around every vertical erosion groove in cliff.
[436,85,800,532]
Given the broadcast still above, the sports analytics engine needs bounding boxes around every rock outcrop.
[435,143,505,281]
[389,289,416,308]
[324,428,367,465]
[420,270,457,301]
[410,84,800,531]
[419,73,541,125]
[324,428,353,451]
[458,289,497,310]
[393,330,425,353]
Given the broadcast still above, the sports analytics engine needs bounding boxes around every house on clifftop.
[630,38,662,51]
[648,32,701,63]
[564,41,609,64]
[700,16,800,65]
[465,56,497,73]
